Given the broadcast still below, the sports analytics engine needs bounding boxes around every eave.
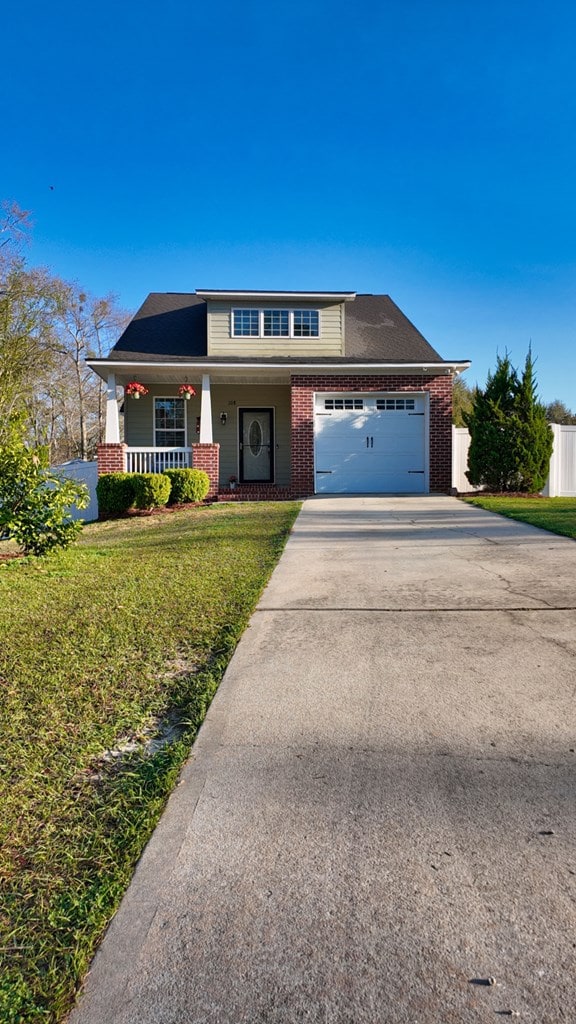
[87,359,471,386]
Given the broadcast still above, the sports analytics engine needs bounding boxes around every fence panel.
[451,427,483,493]
[558,426,576,496]
[54,460,99,521]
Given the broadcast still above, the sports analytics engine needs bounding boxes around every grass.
[0,501,300,1023]
[463,495,576,539]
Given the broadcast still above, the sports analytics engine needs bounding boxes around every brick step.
[218,486,292,501]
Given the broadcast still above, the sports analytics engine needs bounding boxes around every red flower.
[125,381,149,396]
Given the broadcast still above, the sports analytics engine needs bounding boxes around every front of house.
[89,290,470,500]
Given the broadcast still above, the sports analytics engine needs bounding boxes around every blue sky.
[3,0,575,405]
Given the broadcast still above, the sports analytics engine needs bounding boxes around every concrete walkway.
[70,496,576,1024]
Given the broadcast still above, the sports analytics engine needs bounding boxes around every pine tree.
[465,353,518,490]
[464,349,553,492]
[508,348,553,492]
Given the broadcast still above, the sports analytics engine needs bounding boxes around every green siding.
[207,300,344,358]
[212,384,291,486]
[124,384,291,487]
[124,387,200,447]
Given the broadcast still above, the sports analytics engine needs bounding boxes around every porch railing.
[125,447,192,473]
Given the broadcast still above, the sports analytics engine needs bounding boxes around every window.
[293,310,319,337]
[324,398,364,410]
[263,310,289,336]
[233,309,260,336]
[155,398,186,446]
[376,398,415,411]
[232,308,320,338]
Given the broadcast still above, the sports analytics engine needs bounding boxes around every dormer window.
[232,308,320,338]
[293,310,319,337]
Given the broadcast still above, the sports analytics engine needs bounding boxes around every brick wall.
[290,375,453,496]
[192,443,220,500]
[97,443,127,475]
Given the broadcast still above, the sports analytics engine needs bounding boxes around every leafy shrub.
[164,468,210,504]
[96,473,136,517]
[0,425,89,556]
[132,473,171,510]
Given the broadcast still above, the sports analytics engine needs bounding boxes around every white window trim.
[231,308,321,339]
[153,395,188,447]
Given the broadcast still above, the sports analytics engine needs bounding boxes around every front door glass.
[240,409,273,482]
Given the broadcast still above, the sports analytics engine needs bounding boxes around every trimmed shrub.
[164,468,210,504]
[132,473,171,510]
[96,473,136,517]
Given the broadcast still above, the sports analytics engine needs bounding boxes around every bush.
[0,424,88,556]
[164,468,210,504]
[96,473,136,517]
[132,473,171,510]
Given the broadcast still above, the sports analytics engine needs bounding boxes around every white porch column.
[199,373,213,443]
[105,373,120,443]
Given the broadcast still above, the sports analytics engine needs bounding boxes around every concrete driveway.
[70,496,576,1024]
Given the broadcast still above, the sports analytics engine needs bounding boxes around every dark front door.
[239,408,274,483]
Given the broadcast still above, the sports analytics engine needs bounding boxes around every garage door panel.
[314,393,427,494]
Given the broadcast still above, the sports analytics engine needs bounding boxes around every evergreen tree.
[465,353,518,490]
[465,349,553,492]
[508,348,553,492]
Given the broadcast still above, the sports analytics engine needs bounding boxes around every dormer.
[196,290,356,358]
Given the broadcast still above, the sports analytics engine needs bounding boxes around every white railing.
[126,447,192,474]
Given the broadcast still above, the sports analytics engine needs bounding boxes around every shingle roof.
[345,295,443,361]
[107,292,446,364]
[109,293,207,360]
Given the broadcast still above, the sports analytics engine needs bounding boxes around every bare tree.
[46,282,130,459]
[0,200,130,459]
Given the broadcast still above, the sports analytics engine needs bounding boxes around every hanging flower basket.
[125,381,149,399]
[178,384,196,400]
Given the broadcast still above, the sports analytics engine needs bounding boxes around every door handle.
[371,436,374,448]
[366,436,369,448]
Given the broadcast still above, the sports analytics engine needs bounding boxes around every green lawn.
[464,496,576,539]
[0,501,300,1023]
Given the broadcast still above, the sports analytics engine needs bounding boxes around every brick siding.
[192,443,220,500]
[290,374,453,496]
[97,443,127,475]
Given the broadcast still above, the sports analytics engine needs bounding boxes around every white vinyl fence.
[54,459,99,521]
[452,424,576,496]
[542,424,576,497]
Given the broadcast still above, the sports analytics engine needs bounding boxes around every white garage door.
[314,393,427,494]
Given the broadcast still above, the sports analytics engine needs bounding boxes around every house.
[88,290,470,500]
